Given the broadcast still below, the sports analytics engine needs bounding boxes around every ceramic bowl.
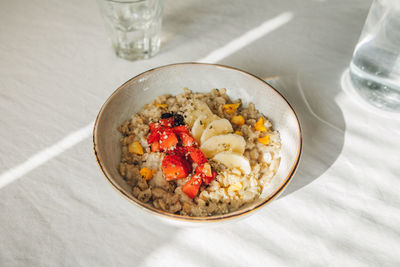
[93,63,302,224]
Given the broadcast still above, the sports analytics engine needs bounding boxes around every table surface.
[1,0,400,266]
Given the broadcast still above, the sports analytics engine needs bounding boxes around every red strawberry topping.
[188,147,208,164]
[167,146,189,157]
[202,170,217,185]
[147,131,160,144]
[159,128,178,151]
[151,141,160,152]
[160,117,174,127]
[172,125,189,134]
[182,173,203,199]
[146,112,217,198]
[149,122,160,133]
[177,132,197,147]
[195,163,212,177]
[162,154,192,181]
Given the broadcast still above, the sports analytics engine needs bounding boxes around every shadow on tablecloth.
[268,71,346,197]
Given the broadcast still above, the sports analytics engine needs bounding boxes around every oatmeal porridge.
[118,88,281,216]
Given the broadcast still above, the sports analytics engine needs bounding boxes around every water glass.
[97,0,164,61]
[349,0,400,112]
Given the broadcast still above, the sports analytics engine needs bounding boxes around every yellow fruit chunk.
[254,117,267,132]
[231,115,245,125]
[223,103,240,114]
[258,135,270,145]
[228,182,243,192]
[140,167,154,180]
[234,131,243,136]
[156,103,168,108]
[129,141,144,155]
[202,163,212,177]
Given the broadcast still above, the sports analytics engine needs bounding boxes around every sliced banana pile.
[188,101,251,175]
[183,100,216,128]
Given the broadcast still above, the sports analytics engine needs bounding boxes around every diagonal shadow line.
[0,122,94,188]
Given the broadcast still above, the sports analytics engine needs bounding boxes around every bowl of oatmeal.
[93,63,301,223]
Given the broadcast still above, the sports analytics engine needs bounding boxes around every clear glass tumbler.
[349,0,400,112]
[97,0,164,61]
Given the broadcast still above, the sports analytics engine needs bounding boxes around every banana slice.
[200,133,246,158]
[191,114,220,142]
[200,118,234,144]
[184,100,213,127]
[213,152,251,175]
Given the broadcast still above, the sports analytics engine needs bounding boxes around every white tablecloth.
[1,0,399,266]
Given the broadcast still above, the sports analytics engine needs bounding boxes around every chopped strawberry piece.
[195,163,212,177]
[172,125,189,134]
[151,141,160,152]
[159,128,178,151]
[202,170,217,185]
[173,125,197,147]
[177,132,197,147]
[195,163,215,185]
[188,147,208,164]
[160,117,174,127]
[162,154,192,181]
[147,131,160,144]
[182,173,203,198]
[149,122,160,133]
[167,146,188,157]
[160,134,178,151]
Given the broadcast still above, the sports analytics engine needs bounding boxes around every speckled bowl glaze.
[93,63,302,225]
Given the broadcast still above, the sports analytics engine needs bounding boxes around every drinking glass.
[97,0,164,61]
[349,0,400,112]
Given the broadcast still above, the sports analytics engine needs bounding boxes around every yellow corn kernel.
[140,167,154,180]
[258,135,270,145]
[231,115,245,125]
[223,103,240,114]
[129,141,144,155]
[234,130,243,136]
[254,117,267,132]
[228,182,243,192]
[156,103,168,108]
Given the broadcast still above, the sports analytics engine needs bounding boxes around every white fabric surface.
[1,0,400,266]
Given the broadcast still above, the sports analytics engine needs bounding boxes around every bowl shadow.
[266,71,346,197]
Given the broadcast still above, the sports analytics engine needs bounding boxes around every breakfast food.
[118,88,281,216]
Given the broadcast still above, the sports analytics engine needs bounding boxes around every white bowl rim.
[93,62,302,222]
